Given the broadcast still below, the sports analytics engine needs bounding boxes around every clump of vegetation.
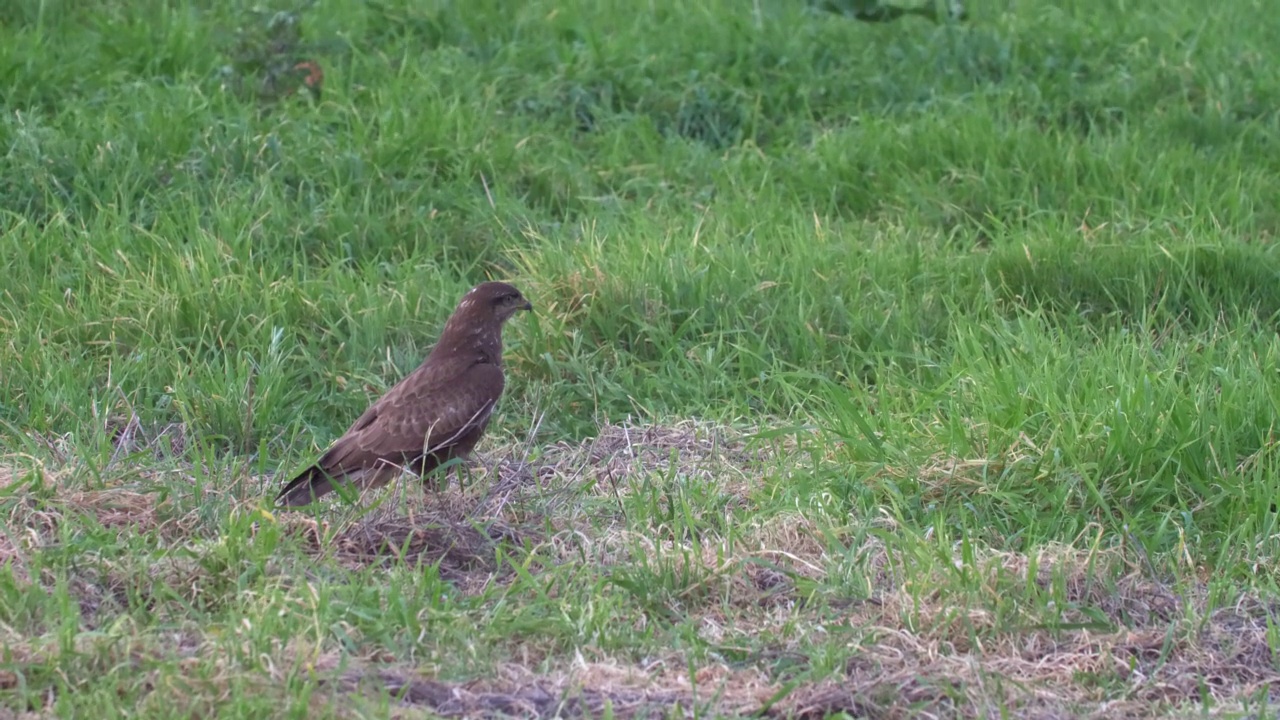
[217,3,325,103]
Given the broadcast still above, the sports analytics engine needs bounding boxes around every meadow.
[2,0,1280,716]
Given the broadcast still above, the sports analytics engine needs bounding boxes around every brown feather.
[276,282,531,507]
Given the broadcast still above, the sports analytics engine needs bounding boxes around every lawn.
[3,0,1280,716]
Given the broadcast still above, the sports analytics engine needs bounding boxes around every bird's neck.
[430,320,503,366]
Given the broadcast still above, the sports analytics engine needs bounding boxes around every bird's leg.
[421,469,442,493]
[455,462,470,494]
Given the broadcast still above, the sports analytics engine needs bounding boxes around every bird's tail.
[276,464,335,507]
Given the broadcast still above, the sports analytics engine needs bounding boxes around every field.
[3,0,1280,716]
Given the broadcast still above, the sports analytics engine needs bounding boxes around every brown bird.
[276,281,533,507]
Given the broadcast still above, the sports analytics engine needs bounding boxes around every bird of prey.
[275,281,533,507]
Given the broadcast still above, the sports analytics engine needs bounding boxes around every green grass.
[4,0,1280,716]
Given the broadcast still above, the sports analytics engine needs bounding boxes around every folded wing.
[276,361,505,505]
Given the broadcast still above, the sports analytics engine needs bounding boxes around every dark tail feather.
[276,465,335,507]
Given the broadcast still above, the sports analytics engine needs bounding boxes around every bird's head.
[466,281,533,323]
[439,281,533,342]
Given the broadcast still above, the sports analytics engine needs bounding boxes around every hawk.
[276,281,532,507]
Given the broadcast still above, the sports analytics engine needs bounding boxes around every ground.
[2,0,1280,717]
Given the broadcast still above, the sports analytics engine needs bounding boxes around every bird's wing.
[317,361,506,473]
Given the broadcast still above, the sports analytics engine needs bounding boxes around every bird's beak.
[521,299,533,312]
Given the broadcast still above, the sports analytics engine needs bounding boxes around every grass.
[3,0,1280,715]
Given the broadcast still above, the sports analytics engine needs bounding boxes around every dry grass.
[3,422,1279,718]
[311,576,1280,720]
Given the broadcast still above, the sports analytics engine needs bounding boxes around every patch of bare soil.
[275,503,533,591]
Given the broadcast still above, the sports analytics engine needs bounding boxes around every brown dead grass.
[0,465,25,577]
[293,421,1280,718]
[527,419,766,505]
[273,420,767,591]
[274,505,532,592]
[335,660,777,719]
[312,557,1280,719]
[5,421,1280,718]
[323,582,1280,719]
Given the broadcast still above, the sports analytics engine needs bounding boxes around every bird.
[275,281,533,507]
